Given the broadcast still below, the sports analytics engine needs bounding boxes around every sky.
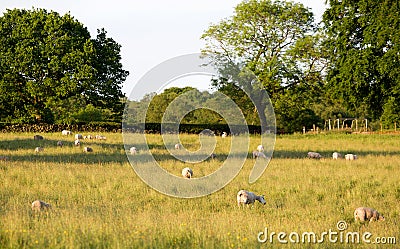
[0,0,327,99]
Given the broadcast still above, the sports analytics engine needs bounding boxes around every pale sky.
[0,1,327,98]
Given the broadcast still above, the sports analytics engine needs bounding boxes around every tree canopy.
[0,8,128,123]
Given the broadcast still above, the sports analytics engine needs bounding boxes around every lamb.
[237,190,266,207]
[31,200,51,211]
[130,147,138,155]
[221,132,228,138]
[33,135,43,140]
[74,139,81,146]
[345,154,358,160]
[95,135,107,140]
[257,145,264,152]
[252,150,267,159]
[332,152,342,160]
[61,130,71,136]
[307,152,322,159]
[354,207,385,222]
[175,143,182,150]
[57,141,63,147]
[34,147,44,153]
[75,134,83,140]
[83,147,93,152]
[182,167,193,178]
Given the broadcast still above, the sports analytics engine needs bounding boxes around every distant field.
[0,132,399,248]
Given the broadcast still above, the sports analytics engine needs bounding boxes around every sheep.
[61,130,71,136]
[0,156,9,161]
[221,132,228,138]
[95,135,107,140]
[182,167,193,178]
[33,135,43,140]
[34,147,44,153]
[57,141,63,147]
[252,150,267,159]
[307,152,322,159]
[84,135,93,140]
[332,152,342,160]
[130,147,138,155]
[83,147,93,152]
[75,134,83,140]
[237,190,266,207]
[257,145,264,152]
[31,200,51,211]
[175,143,182,150]
[74,139,81,146]
[345,154,358,160]
[354,207,385,223]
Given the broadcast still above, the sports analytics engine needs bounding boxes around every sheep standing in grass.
[221,132,228,138]
[307,152,322,159]
[175,143,181,150]
[74,139,81,146]
[237,190,266,207]
[57,141,63,147]
[257,145,264,152]
[130,147,137,155]
[345,154,358,160]
[34,135,43,140]
[61,130,71,136]
[182,167,193,178]
[0,156,9,161]
[31,200,51,211]
[75,134,83,140]
[83,147,93,152]
[354,207,385,222]
[252,150,267,159]
[34,147,44,153]
[95,135,106,140]
[332,152,342,160]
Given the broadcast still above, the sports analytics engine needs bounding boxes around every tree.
[201,0,323,131]
[323,0,400,120]
[0,8,128,123]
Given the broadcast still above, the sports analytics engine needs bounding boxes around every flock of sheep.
[307,151,358,160]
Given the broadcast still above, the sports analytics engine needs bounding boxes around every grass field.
[0,132,399,248]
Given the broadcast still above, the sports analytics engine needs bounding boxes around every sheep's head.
[378,214,385,221]
[259,195,267,205]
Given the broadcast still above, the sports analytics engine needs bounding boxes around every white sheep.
[61,130,71,136]
[182,167,193,178]
[83,147,93,152]
[75,134,83,140]
[354,207,385,222]
[95,135,107,140]
[130,147,138,155]
[345,154,358,160]
[257,145,264,152]
[221,132,228,138]
[57,141,63,147]
[175,143,182,150]
[74,139,81,146]
[34,147,44,153]
[307,152,322,159]
[237,190,266,207]
[31,200,51,211]
[252,150,267,159]
[332,152,342,159]
[33,135,43,140]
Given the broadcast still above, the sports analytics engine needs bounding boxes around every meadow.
[0,132,399,248]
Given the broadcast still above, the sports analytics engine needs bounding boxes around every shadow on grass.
[272,149,400,159]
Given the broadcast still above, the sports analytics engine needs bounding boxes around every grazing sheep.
[61,130,71,136]
[175,143,182,150]
[0,156,9,161]
[83,147,93,152]
[307,152,322,159]
[237,190,266,207]
[95,135,107,140]
[257,145,264,152]
[354,207,385,222]
[332,152,342,160]
[345,154,358,160]
[31,200,51,211]
[74,139,81,146]
[252,150,267,159]
[57,141,63,147]
[130,147,138,155]
[33,135,43,140]
[221,132,228,138]
[84,135,93,140]
[75,134,83,140]
[181,167,193,178]
[34,147,44,153]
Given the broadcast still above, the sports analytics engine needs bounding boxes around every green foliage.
[0,8,128,124]
[380,97,400,128]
